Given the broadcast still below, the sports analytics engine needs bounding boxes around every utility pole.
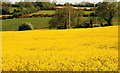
[94,2,95,7]
[69,5,71,30]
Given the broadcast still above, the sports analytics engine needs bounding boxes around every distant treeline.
[2,2,56,15]
[1,3,96,20]
[1,1,100,15]
[56,2,101,7]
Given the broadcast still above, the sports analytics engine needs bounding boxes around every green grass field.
[2,15,119,31]
[7,7,18,14]
[56,6,95,9]
[2,17,52,31]
[84,11,95,14]
[77,7,95,8]
[28,9,95,15]
[0,15,12,17]
[112,22,119,25]
[29,10,55,15]
[2,17,90,31]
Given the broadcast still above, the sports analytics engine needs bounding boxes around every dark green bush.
[18,22,33,31]
[94,25,99,27]
[13,12,23,17]
[57,25,65,29]
[83,23,90,28]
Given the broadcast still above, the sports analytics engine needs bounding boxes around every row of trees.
[72,2,102,7]
[2,2,55,15]
[56,2,102,7]
[49,2,119,29]
[2,1,105,15]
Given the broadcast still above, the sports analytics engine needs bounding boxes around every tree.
[2,2,12,7]
[13,12,23,17]
[2,7,10,14]
[49,17,57,29]
[97,17,105,26]
[49,7,69,29]
[96,2,102,7]
[2,2,7,7]
[35,2,55,9]
[8,2,12,7]
[76,9,84,27]
[103,0,117,2]
[52,0,57,3]
[85,2,94,7]
[88,16,97,28]
[64,3,72,6]
[52,0,57,5]
[25,2,34,8]
[49,4,76,29]
[18,2,25,10]
[43,2,55,9]
[95,2,118,26]
[35,2,44,8]
[118,2,120,18]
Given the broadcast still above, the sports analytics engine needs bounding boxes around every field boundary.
[34,20,120,29]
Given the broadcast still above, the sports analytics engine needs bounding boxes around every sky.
[8,0,119,4]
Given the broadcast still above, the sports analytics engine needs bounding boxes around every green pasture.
[2,17,52,31]
[84,11,95,14]
[29,10,95,15]
[0,15,12,17]
[2,13,119,31]
[56,6,95,8]
[29,10,55,15]
[77,7,95,8]
[8,7,18,14]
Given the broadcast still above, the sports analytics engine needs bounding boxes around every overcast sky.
[8,0,119,4]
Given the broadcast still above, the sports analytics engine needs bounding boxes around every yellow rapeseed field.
[2,26,118,71]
